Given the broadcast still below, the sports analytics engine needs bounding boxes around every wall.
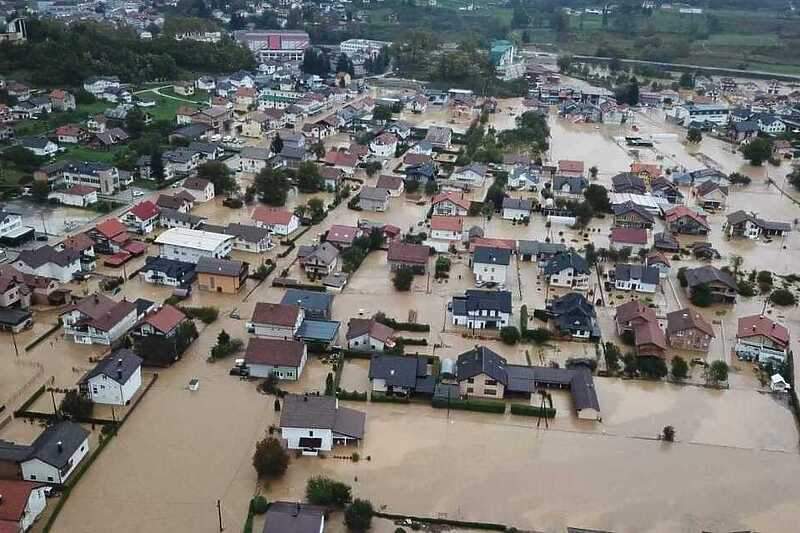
[281,427,333,451]
[197,273,239,293]
[459,372,505,399]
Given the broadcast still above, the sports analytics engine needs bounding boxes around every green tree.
[741,138,773,166]
[393,267,414,291]
[637,356,668,379]
[556,54,573,73]
[708,360,728,384]
[31,181,50,204]
[256,167,290,206]
[372,105,393,122]
[197,161,237,195]
[307,197,325,221]
[364,161,382,178]
[729,254,743,275]
[670,356,689,380]
[252,437,290,479]
[325,372,334,396]
[528,327,551,345]
[151,149,165,182]
[345,499,374,532]
[125,107,146,139]
[296,161,323,193]
[583,184,610,212]
[604,342,621,373]
[306,476,352,507]
[662,425,676,442]
[424,179,438,196]
[500,326,520,345]
[59,390,94,419]
[769,288,797,306]
[270,133,284,154]
[686,128,702,143]
[690,283,713,307]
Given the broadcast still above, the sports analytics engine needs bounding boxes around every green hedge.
[396,337,428,346]
[510,404,556,418]
[337,389,368,401]
[340,349,373,360]
[375,315,431,332]
[431,397,506,414]
[370,392,410,404]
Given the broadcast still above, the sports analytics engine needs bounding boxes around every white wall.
[348,333,385,351]
[159,241,232,264]
[281,426,333,451]
[86,367,142,405]
[473,263,508,285]
[22,438,90,484]
[20,486,48,531]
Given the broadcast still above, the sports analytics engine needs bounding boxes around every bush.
[690,284,713,307]
[670,356,689,380]
[370,392,410,403]
[337,389,368,401]
[345,499,374,532]
[637,356,668,379]
[431,397,505,413]
[662,425,676,442]
[59,390,94,419]
[604,342,621,373]
[769,288,797,306]
[393,267,414,291]
[677,267,688,288]
[510,404,556,417]
[180,306,219,324]
[708,360,729,384]
[526,327,552,344]
[500,326,520,345]
[306,476,352,507]
[737,280,756,297]
[210,330,243,360]
[252,437,289,479]
[250,496,269,514]
[373,313,430,332]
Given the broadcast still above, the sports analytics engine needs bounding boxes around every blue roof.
[296,319,340,343]
[281,289,333,315]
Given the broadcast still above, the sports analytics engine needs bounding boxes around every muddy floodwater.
[4,90,800,533]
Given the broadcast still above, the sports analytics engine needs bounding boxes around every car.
[223,135,233,143]
[132,190,144,198]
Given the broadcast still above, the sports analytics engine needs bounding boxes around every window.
[467,378,474,384]
[486,379,498,386]
[30,475,36,480]
[466,387,474,393]
[48,476,54,482]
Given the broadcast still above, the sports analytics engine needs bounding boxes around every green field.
[54,145,126,164]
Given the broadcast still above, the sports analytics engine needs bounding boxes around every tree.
[589,165,598,179]
[325,372,335,395]
[528,327,551,345]
[211,329,243,359]
[255,167,290,206]
[708,360,729,384]
[583,184,610,212]
[500,326,520,345]
[345,499,374,532]
[197,161,237,195]
[604,342,621,373]
[296,161,323,193]
[741,138,773,166]
[307,197,325,221]
[677,267,688,287]
[686,128,702,143]
[364,161,382,178]
[252,437,289,479]
[729,254,743,276]
[637,356,668,379]
[306,476,352,507]
[690,283,713,307]
[670,356,689,380]
[424,179,438,196]
[59,390,94,419]
[662,425,676,442]
[678,71,695,89]
[769,288,797,306]
[125,107,146,139]
[336,53,354,77]
[31,181,50,204]
[728,172,751,186]
[271,133,284,155]
[393,267,414,291]
[310,141,326,160]
[556,54,573,73]
[372,105,393,122]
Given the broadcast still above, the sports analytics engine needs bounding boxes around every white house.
[182,177,215,202]
[79,349,143,405]
[60,294,138,345]
[18,137,58,157]
[369,132,398,158]
[279,394,366,454]
[346,318,395,352]
[613,264,660,294]
[48,185,98,207]
[501,197,533,220]
[251,206,299,236]
[0,480,49,531]
[471,246,511,288]
[249,302,304,339]
[122,201,160,235]
[155,227,234,264]
[431,192,470,216]
[238,147,272,174]
[14,245,81,283]
[450,289,512,330]
[244,337,307,380]
[450,163,488,187]
[20,422,90,485]
[543,251,591,290]
[430,216,463,242]
[83,76,120,96]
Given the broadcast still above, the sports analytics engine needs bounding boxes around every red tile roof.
[95,218,127,239]
[245,337,305,367]
[737,315,789,348]
[610,227,648,245]
[431,216,463,232]
[558,159,584,174]
[64,185,97,196]
[471,237,515,250]
[432,191,470,210]
[615,300,657,325]
[141,304,186,334]
[251,302,301,327]
[664,205,709,229]
[630,162,662,178]
[324,150,357,168]
[62,232,94,252]
[0,480,44,523]
[252,206,293,225]
[387,242,430,265]
[128,201,160,221]
[666,308,715,337]
[326,225,359,244]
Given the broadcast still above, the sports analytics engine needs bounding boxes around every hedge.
[340,349,374,360]
[510,404,556,418]
[431,397,506,414]
[370,392,410,404]
[396,337,428,346]
[375,315,431,332]
[373,511,508,531]
[337,389,368,401]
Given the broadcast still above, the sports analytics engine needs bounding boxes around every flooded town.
[2,7,800,533]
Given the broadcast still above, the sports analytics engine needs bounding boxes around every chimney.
[117,369,123,380]
[118,358,123,367]
[57,441,63,453]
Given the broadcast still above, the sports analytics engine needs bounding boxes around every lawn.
[54,145,126,164]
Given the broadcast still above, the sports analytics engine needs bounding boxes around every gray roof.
[472,246,511,266]
[456,346,507,384]
[226,223,271,243]
[299,242,338,266]
[279,145,306,160]
[18,136,53,150]
[195,256,244,276]
[17,245,79,268]
[295,319,340,343]
[611,172,646,193]
[553,175,588,194]
[685,265,736,290]
[28,421,90,469]
[502,197,533,211]
[279,394,366,439]
[359,186,389,202]
[517,240,566,256]
[281,289,333,317]
[544,250,589,275]
[369,354,428,389]
[612,201,655,222]
[240,146,272,161]
[451,289,512,316]
[80,348,142,385]
[263,502,326,533]
[143,256,196,281]
[0,440,33,463]
[614,264,660,285]
[159,208,206,226]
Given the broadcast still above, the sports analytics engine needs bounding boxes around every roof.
[615,300,657,325]
[665,205,709,229]
[17,245,79,269]
[80,349,143,385]
[614,264,660,285]
[155,227,233,251]
[359,186,389,202]
[543,250,589,275]
[139,304,186,334]
[612,201,655,222]
[263,502,326,533]
[432,191,471,210]
[369,354,427,389]
[94,218,127,239]
[666,308,715,337]
[695,180,729,197]
[552,175,588,193]
[299,242,339,265]
[471,237,515,250]
[28,422,89,469]
[737,315,789,347]
[0,480,45,523]
[473,246,511,266]
[558,159,584,174]
[279,394,365,439]
[280,289,333,314]
[630,162,662,177]
[143,256,196,278]
[502,197,533,211]
[326,225,359,245]
[456,346,507,385]
[376,174,404,190]
[245,337,305,367]
[63,185,97,196]
[195,256,244,276]
[252,206,294,226]
[225,223,270,244]
[610,227,648,245]
[295,319,340,342]
[346,318,394,342]
[634,319,667,350]
[387,242,429,265]
[451,290,512,315]
[517,240,566,256]
[430,216,463,232]
[685,266,736,290]
[252,302,301,327]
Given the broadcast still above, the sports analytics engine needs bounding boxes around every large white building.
[339,38,390,59]
[233,30,309,63]
[673,103,730,126]
[155,227,234,264]
[450,290,512,330]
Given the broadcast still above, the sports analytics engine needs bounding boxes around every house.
[195,256,248,293]
[156,193,194,214]
[451,163,488,187]
[631,316,667,359]
[263,502,326,533]
[543,250,590,290]
[548,292,600,340]
[552,175,588,199]
[132,304,188,338]
[244,338,307,380]
[517,241,567,263]
[122,201,160,235]
[694,180,728,210]
[612,172,647,194]
[251,207,299,236]
[250,302,304,339]
[557,159,584,177]
[139,256,196,287]
[279,394,366,453]
[18,422,90,485]
[653,232,680,253]
[630,162,662,183]
[298,242,339,277]
[501,197,533,221]
[318,167,343,193]
[735,314,790,365]
[78,349,143,405]
[60,293,137,345]
[507,164,542,190]
[425,126,452,149]
[615,300,657,336]
[376,175,404,197]
[182,177,215,202]
[450,289,512,330]
[281,289,334,320]
[323,150,358,174]
[156,228,234,264]
[431,192,470,217]
[369,132,398,158]
[17,137,58,158]
[684,265,737,304]
[405,162,437,184]
[88,218,129,254]
[665,206,710,235]
[0,207,33,247]
[610,227,649,254]
[49,89,76,111]
[220,223,272,253]
[613,264,660,293]
[385,121,412,141]
[346,318,395,351]
[54,124,86,144]
[666,308,714,352]
[14,246,80,283]
[430,216,463,243]
[48,185,98,208]
[358,187,390,212]
[387,242,429,274]
[728,120,760,143]
[60,161,121,195]
[0,479,49,531]
[163,149,201,174]
[650,177,684,204]
[60,233,96,272]
[724,210,792,240]
[325,225,361,249]
[471,246,511,288]
[646,252,671,278]
[612,201,655,229]
[369,354,435,396]
[158,208,206,230]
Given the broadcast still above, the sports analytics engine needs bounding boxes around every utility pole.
[11,329,19,357]
[50,389,58,416]
[217,499,224,531]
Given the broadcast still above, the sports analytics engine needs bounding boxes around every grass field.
[54,145,126,164]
